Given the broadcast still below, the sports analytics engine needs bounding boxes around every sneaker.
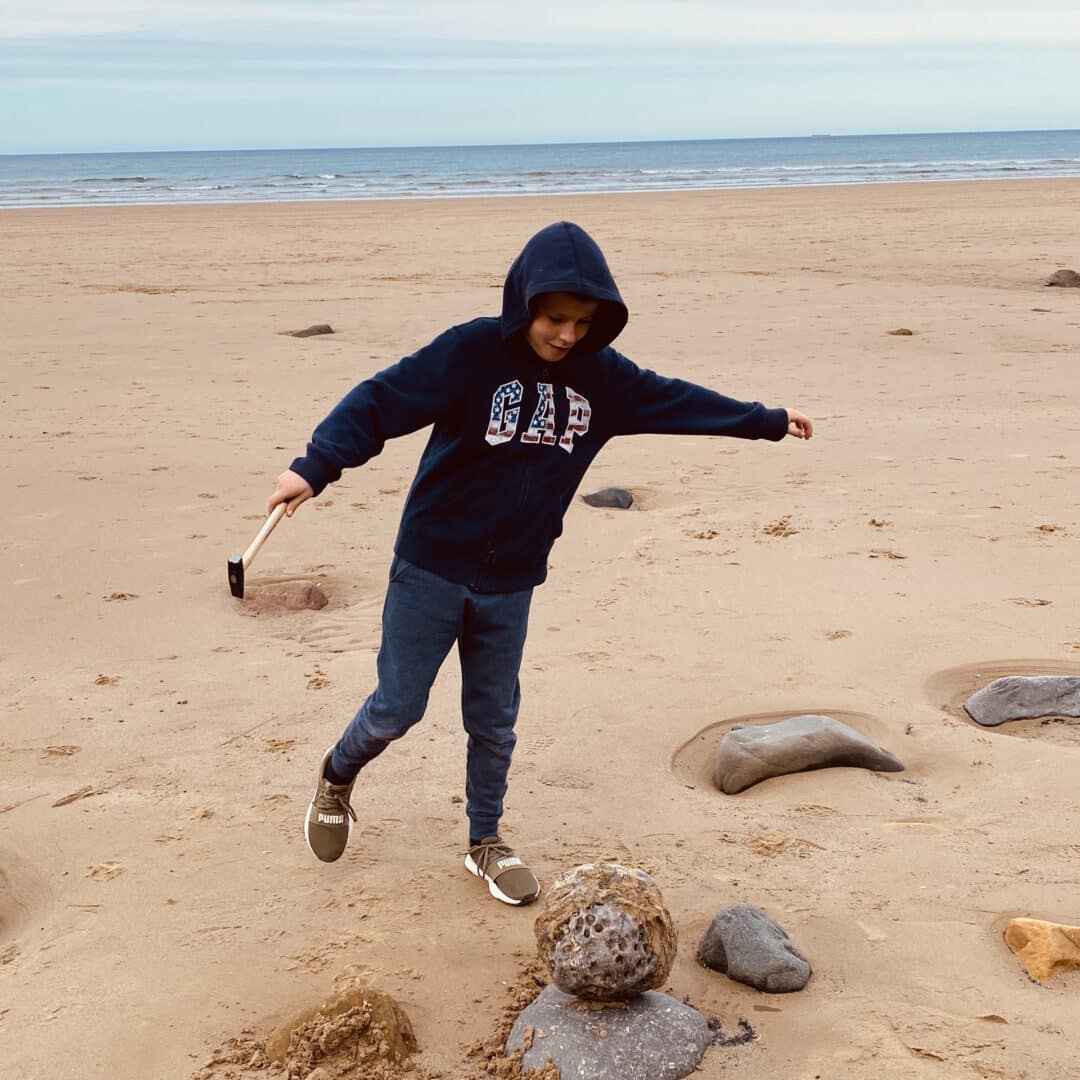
[304,746,357,863]
[465,836,540,905]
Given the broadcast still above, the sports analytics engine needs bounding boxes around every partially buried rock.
[1004,918,1080,983]
[506,985,712,1080]
[582,487,633,509]
[264,971,417,1074]
[715,714,904,794]
[697,904,811,992]
[281,323,335,337]
[534,863,677,1001]
[242,580,328,614]
[964,675,1080,727]
[887,327,914,336]
[1042,269,1080,287]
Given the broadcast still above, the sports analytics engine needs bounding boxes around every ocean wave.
[73,176,157,183]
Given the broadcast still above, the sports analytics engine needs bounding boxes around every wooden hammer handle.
[243,503,287,569]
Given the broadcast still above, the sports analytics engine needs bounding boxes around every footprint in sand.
[0,850,52,963]
[87,862,125,881]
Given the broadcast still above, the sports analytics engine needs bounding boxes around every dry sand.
[3,180,1080,1079]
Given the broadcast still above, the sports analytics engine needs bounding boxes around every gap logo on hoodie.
[485,381,592,453]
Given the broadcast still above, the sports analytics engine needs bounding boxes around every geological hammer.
[228,503,287,599]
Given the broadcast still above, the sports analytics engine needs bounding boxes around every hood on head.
[500,221,628,354]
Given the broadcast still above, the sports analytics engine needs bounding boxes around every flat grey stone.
[714,714,904,794]
[964,675,1080,727]
[582,487,633,509]
[506,985,711,1080]
[1043,269,1080,287]
[697,904,811,993]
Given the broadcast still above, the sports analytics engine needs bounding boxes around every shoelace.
[475,839,513,875]
[319,783,357,822]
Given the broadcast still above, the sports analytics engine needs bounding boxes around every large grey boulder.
[506,985,712,1080]
[697,904,811,992]
[714,714,904,794]
[963,675,1080,726]
[534,863,677,1002]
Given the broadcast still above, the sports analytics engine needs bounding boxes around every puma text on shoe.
[304,746,357,863]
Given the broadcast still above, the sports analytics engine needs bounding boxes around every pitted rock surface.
[1042,269,1080,287]
[582,487,634,509]
[534,863,676,1001]
[963,676,1080,727]
[714,714,903,794]
[506,985,712,1080]
[1005,918,1080,983]
[697,904,811,992]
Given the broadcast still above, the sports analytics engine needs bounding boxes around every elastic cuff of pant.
[327,753,358,786]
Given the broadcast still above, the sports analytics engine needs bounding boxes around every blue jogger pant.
[330,556,533,841]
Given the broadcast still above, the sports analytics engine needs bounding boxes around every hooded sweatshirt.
[289,221,789,592]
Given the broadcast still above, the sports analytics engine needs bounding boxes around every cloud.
[6,1,1080,45]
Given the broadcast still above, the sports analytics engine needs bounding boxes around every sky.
[3,1,1080,154]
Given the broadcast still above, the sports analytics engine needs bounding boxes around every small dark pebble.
[281,323,335,337]
[582,487,633,509]
[1042,269,1080,288]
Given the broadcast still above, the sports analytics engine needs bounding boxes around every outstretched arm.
[281,327,465,505]
[611,355,796,442]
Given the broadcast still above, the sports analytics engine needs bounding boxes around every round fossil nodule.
[534,863,677,1002]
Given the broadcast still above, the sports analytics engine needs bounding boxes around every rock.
[506,985,712,1080]
[1004,918,1080,982]
[1042,269,1080,287]
[264,972,416,1071]
[582,487,633,509]
[281,323,335,337]
[714,714,904,794]
[534,863,677,1001]
[964,676,1080,726]
[887,327,914,335]
[241,580,328,614]
[696,904,811,992]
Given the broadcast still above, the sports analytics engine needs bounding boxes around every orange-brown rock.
[264,971,417,1072]
[1004,918,1080,982]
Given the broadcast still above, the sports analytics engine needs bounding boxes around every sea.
[1,129,1078,209]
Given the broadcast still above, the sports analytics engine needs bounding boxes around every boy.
[269,221,812,905]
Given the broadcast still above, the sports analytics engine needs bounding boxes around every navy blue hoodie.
[289,221,789,592]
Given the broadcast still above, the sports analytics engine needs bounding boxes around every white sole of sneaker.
[464,853,540,906]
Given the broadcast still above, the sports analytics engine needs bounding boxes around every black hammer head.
[227,555,245,599]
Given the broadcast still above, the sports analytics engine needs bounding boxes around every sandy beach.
[3,179,1080,1079]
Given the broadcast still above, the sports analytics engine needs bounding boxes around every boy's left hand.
[785,409,813,440]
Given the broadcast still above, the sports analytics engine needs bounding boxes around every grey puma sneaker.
[304,746,357,863]
[465,836,540,905]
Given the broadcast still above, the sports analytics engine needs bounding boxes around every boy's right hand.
[268,470,314,516]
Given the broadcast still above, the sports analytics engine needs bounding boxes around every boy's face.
[525,292,600,363]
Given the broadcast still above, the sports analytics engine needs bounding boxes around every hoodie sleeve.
[289,328,464,495]
[609,353,789,442]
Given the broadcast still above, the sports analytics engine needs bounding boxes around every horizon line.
[3,126,1079,159]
